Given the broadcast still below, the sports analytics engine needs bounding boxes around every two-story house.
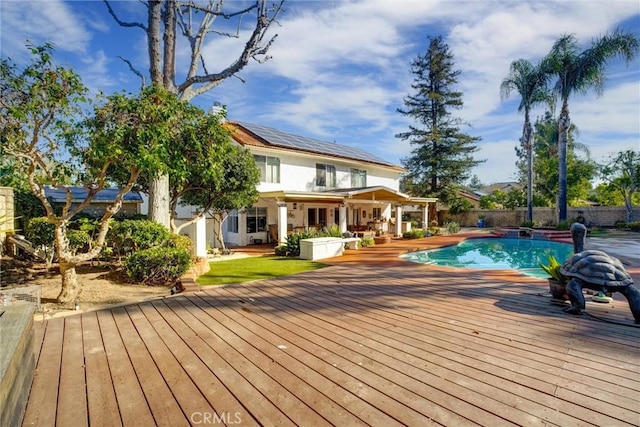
[206,121,437,248]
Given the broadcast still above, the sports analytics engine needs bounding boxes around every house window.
[228,210,239,233]
[307,208,327,227]
[316,164,336,188]
[246,207,267,233]
[254,155,280,183]
[373,207,382,219]
[350,168,367,187]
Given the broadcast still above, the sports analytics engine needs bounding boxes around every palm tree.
[500,59,550,222]
[542,30,639,222]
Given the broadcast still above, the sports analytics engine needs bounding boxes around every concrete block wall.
[446,206,640,228]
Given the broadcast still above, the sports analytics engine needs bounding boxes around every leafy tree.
[0,44,186,304]
[105,104,260,240]
[479,190,507,209]
[169,113,260,237]
[504,188,527,210]
[467,175,485,191]
[104,0,283,227]
[532,112,597,207]
[500,58,551,222]
[396,35,484,205]
[447,197,474,215]
[542,30,639,222]
[181,140,260,251]
[599,150,640,222]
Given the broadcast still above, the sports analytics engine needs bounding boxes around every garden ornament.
[559,250,640,323]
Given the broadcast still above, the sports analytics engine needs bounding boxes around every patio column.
[339,204,347,234]
[422,203,429,229]
[395,205,403,238]
[277,202,288,245]
[193,215,207,257]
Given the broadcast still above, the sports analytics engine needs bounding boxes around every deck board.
[110,306,189,427]
[215,276,628,426]
[22,256,640,426]
[56,315,88,427]
[96,309,155,426]
[82,312,123,427]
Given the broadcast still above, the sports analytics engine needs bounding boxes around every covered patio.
[20,234,640,426]
[258,186,437,245]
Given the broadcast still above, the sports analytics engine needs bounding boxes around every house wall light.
[293,202,297,210]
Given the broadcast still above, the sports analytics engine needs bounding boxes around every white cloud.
[1,0,91,57]
[2,0,638,186]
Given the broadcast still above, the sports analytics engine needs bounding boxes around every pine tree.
[396,35,484,204]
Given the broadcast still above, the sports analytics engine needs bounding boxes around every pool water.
[400,237,574,279]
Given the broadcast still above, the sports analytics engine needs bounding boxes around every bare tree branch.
[177,0,283,100]
[177,1,257,19]
[117,56,146,88]
[103,0,147,30]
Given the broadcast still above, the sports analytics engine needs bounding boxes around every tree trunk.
[147,1,163,85]
[148,172,171,228]
[215,212,227,251]
[56,260,79,304]
[557,101,570,223]
[625,196,634,223]
[523,113,533,223]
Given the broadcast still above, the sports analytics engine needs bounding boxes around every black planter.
[548,278,569,300]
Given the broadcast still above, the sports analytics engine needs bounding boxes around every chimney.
[209,102,226,122]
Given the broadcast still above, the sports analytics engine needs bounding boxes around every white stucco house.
[145,121,437,256]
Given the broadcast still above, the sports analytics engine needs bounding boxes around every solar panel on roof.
[237,122,395,167]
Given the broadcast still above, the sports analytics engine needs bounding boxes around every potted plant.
[540,255,569,300]
[476,214,486,228]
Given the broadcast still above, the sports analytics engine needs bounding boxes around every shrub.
[165,234,193,253]
[274,245,288,256]
[520,220,535,228]
[67,229,92,254]
[25,217,55,247]
[25,217,56,263]
[629,222,640,232]
[360,237,375,247]
[445,221,460,234]
[614,220,627,229]
[107,219,170,257]
[124,247,192,286]
[322,223,343,237]
[284,230,320,256]
[403,229,426,239]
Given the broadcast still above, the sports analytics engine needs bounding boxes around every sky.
[1,0,639,186]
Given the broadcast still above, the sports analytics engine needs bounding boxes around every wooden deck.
[21,235,640,426]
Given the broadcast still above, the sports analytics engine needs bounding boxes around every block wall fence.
[446,206,640,228]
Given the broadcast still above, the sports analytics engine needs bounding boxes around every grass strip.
[196,255,327,286]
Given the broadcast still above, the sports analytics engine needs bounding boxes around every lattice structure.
[0,285,41,311]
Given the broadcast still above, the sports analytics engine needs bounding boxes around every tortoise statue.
[559,250,640,323]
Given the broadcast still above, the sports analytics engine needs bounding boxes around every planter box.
[548,278,569,300]
[1,304,36,427]
[299,237,344,260]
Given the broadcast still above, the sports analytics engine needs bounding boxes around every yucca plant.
[539,255,567,283]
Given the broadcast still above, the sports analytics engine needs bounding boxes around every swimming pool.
[400,237,574,278]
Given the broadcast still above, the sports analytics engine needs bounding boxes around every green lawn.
[196,255,327,286]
